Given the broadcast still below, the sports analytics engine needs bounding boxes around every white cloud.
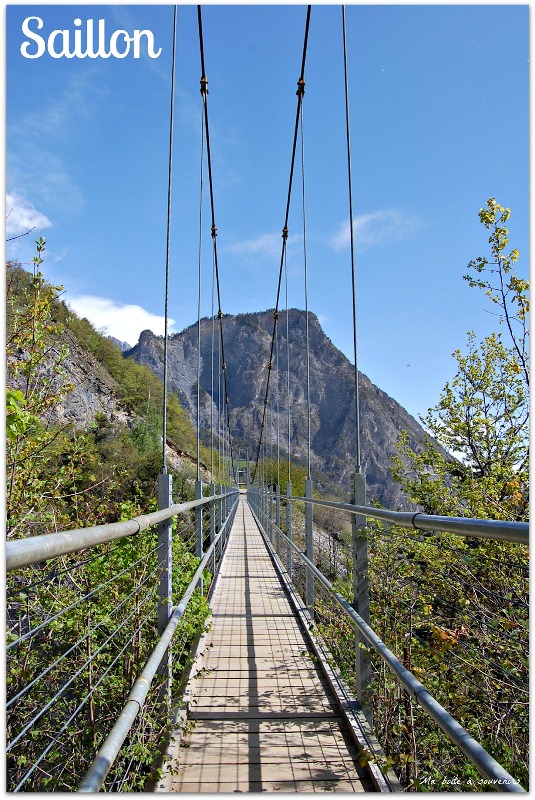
[226,232,301,262]
[67,295,176,347]
[330,211,420,252]
[6,192,52,237]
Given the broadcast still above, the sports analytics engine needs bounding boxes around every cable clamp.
[200,75,209,96]
[217,309,223,319]
[211,224,217,238]
[296,77,306,97]
[282,226,289,240]
[273,310,279,320]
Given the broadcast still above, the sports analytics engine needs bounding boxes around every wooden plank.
[158,496,375,793]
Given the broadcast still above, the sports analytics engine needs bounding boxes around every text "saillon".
[21,16,162,59]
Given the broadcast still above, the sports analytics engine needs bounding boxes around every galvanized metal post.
[275,483,281,556]
[305,477,314,619]
[219,483,223,531]
[157,471,173,709]
[195,479,203,592]
[268,486,274,545]
[209,482,216,543]
[286,481,293,579]
[209,481,216,575]
[352,470,371,718]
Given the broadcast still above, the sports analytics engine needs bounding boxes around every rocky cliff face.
[8,330,136,431]
[108,336,133,353]
[8,330,206,479]
[128,309,431,509]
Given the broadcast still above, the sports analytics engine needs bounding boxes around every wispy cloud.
[67,295,176,346]
[9,70,104,142]
[225,232,301,262]
[330,211,420,252]
[6,192,52,237]
[7,72,104,218]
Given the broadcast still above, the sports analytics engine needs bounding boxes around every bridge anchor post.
[352,470,372,721]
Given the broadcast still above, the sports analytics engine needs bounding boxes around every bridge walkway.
[160,495,374,792]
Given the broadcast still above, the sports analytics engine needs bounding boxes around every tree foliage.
[310,201,529,791]
[378,199,530,788]
[392,198,528,522]
[5,241,219,790]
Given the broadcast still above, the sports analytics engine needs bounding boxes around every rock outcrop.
[128,309,433,508]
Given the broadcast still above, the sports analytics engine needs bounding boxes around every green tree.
[393,198,528,522]
[6,240,76,536]
[5,244,215,791]
[381,199,529,788]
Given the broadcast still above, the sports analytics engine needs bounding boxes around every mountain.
[128,309,432,509]
[108,336,133,352]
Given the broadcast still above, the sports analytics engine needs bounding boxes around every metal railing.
[288,495,529,545]
[248,485,528,793]
[6,486,238,793]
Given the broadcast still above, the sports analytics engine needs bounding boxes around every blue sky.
[6,3,529,423]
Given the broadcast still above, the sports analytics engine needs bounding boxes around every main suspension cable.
[197,5,236,478]
[251,4,311,484]
[161,5,178,473]
[342,5,362,472]
[196,100,205,481]
[210,250,216,477]
[286,252,291,482]
[300,99,312,479]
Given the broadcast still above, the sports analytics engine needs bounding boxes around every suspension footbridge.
[158,495,376,793]
[5,3,529,794]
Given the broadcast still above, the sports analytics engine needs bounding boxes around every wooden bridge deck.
[160,495,374,793]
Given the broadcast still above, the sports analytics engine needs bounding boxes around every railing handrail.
[288,495,529,544]
[248,489,526,793]
[6,490,239,572]
[78,492,239,793]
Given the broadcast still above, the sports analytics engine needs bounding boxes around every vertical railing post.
[157,471,173,709]
[305,477,314,618]
[286,481,292,579]
[352,470,371,718]
[275,483,281,556]
[268,486,273,545]
[195,479,203,591]
[209,481,216,543]
[219,483,223,531]
[209,481,216,574]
